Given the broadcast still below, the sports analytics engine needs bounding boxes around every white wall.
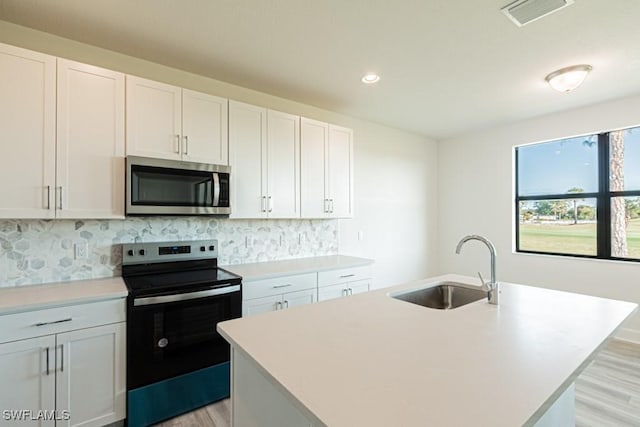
[339,123,438,288]
[0,21,439,289]
[438,94,640,342]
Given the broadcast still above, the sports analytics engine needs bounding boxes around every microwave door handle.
[133,284,240,306]
[213,173,220,207]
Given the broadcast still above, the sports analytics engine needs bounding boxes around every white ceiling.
[1,0,639,140]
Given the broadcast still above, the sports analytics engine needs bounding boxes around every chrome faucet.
[455,235,499,305]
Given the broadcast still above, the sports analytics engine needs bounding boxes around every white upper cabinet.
[126,76,228,165]
[0,43,56,219]
[0,44,125,219]
[182,89,228,165]
[266,110,300,218]
[229,101,300,218]
[125,76,182,161]
[300,118,353,218]
[57,59,125,219]
[327,124,354,218]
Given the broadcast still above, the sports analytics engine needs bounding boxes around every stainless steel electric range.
[121,239,242,427]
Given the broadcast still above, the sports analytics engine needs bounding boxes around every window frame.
[515,130,640,262]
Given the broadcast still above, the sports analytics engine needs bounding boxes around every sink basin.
[391,282,487,310]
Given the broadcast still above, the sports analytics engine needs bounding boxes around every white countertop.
[218,274,638,427]
[0,277,128,315]
[222,255,373,281]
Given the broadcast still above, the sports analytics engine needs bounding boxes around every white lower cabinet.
[317,279,370,302]
[0,299,126,427]
[242,273,317,317]
[317,266,373,302]
[241,264,374,316]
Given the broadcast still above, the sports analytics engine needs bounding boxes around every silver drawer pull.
[272,284,293,289]
[34,318,73,327]
[339,274,356,278]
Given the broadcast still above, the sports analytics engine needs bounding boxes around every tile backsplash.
[0,218,338,287]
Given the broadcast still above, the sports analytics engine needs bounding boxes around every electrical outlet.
[245,236,253,248]
[298,233,306,245]
[74,242,88,260]
[358,231,364,241]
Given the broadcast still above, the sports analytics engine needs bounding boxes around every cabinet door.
[0,43,56,219]
[317,283,348,302]
[182,89,228,165]
[229,100,267,218]
[55,323,126,427]
[347,279,370,296]
[328,125,353,218]
[267,110,300,218]
[282,288,316,309]
[300,118,329,218]
[56,59,125,219]
[0,335,56,427]
[243,295,281,317]
[125,75,182,160]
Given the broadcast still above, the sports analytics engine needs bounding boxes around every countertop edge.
[0,277,128,315]
[222,255,374,281]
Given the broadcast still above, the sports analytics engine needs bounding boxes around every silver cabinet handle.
[339,274,355,279]
[184,135,189,155]
[284,300,289,309]
[60,344,64,373]
[174,134,181,153]
[57,187,63,210]
[46,347,50,375]
[341,288,347,297]
[324,198,329,213]
[348,288,353,296]
[262,196,267,213]
[46,185,51,210]
[268,195,273,213]
[34,318,73,327]
[275,301,282,310]
[272,284,292,289]
[330,199,334,214]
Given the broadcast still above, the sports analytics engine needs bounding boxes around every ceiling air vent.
[501,0,575,27]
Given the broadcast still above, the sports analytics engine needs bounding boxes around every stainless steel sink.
[391,283,487,310]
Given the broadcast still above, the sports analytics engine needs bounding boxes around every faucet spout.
[455,235,498,305]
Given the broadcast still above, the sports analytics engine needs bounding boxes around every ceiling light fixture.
[361,73,380,84]
[545,64,592,92]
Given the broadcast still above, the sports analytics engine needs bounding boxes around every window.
[515,125,640,261]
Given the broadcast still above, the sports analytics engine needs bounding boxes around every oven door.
[127,284,241,389]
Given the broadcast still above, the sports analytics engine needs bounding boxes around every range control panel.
[122,239,218,265]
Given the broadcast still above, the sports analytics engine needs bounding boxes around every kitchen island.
[217,274,637,426]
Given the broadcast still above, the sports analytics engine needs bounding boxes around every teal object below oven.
[127,361,230,427]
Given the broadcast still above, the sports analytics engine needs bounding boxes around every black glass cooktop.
[123,266,241,296]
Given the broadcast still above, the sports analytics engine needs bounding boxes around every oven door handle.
[133,284,240,306]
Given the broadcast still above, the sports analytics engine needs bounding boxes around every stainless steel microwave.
[126,156,231,215]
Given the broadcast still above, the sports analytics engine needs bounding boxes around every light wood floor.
[155,338,640,427]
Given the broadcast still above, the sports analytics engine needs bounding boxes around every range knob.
[209,245,215,251]
[200,246,206,252]
[139,249,146,256]
[127,249,134,256]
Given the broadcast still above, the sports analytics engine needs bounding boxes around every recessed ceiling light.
[545,64,592,92]
[361,73,380,84]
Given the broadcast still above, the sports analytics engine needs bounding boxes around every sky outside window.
[518,136,599,196]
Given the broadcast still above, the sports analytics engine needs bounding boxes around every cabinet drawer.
[243,273,317,300]
[318,265,372,287]
[0,298,126,344]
